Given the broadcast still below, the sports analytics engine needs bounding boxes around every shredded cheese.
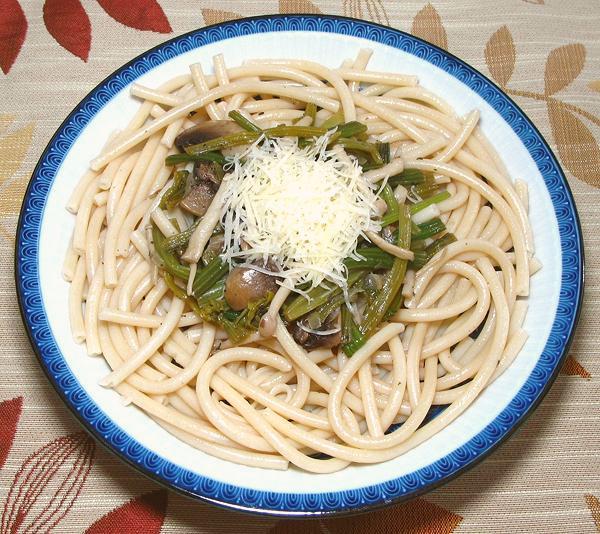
[221,133,381,291]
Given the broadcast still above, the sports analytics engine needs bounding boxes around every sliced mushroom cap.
[194,158,221,185]
[202,233,224,265]
[288,322,341,350]
[175,120,243,151]
[179,161,220,217]
[180,180,218,217]
[224,266,279,311]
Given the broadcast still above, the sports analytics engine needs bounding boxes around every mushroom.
[201,233,225,264]
[288,321,341,350]
[224,266,280,311]
[174,120,243,151]
[180,161,219,217]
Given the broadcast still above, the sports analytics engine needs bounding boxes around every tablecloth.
[1,1,599,532]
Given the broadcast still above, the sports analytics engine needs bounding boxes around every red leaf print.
[97,0,172,33]
[269,497,462,534]
[0,0,28,74]
[43,0,91,61]
[0,396,22,469]
[85,490,168,534]
[1,432,95,533]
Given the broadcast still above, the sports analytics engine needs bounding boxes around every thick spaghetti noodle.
[64,50,537,473]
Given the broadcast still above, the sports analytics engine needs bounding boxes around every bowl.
[15,15,584,516]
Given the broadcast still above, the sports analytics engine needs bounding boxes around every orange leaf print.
[0,120,34,218]
[544,43,586,96]
[202,9,241,26]
[85,490,167,534]
[279,0,322,14]
[97,0,172,33]
[1,432,95,533]
[0,396,22,470]
[485,26,516,87]
[560,355,591,379]
[411,3,447,50]
[547,99,600,187]
[589,80,600,93]
[325,498,462,534]
[0,0,28,74]
[268,520,322,534]
[269,498,462,534]
[584,494,600,530]
[0,114,13,136]
[343,0,390,25]
[43,0,92,61]
[0,119,33,185]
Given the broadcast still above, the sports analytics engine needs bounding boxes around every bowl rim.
[14,13,585,517]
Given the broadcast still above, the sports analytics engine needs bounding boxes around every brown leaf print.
[202,9,241,26]
[268,520,322,534]
[0,114,13,136]
[411,3,447,50]
[0,120,33,187]
[343,0,390,25]
[85,490,167,534]
[1,432,95,533]
[560,355,591,379]
[547,98,600,187]
[485,25,516,87]
[0,119,34,234]
[269,498,462,534]
[585,494,600,531]
[279,0,322,14]
[0,396,22,470]
[589,80,600,93]
[544,43,586,96]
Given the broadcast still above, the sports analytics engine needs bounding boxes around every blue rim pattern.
[15,15,583,516]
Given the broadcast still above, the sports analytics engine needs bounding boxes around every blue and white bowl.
[15,15,584,516]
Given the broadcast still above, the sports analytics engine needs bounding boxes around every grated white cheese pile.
[220,133,381,292]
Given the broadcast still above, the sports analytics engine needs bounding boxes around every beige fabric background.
[0,1,598,532]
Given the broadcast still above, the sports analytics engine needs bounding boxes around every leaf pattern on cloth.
[279,0,322,14]
[0,117,34,230]
[0,396,22,470]
[85,490,168,534]
[343,0,390,25]
[486,26,600,188]
[43,0,91,61]
[560,355,591,379]
[544,44,586,96]
[0,0,28,74]
[484,25,516,87]
[269,498,462,533]
[0,432,95,534]
[411,3,447,50]
[202,9,241,26]
[547,98,600,188]
[589,80,600,93]
[97,0,172,33]
[585,494,600,530]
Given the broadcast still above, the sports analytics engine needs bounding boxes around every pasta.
[64,50,537,473]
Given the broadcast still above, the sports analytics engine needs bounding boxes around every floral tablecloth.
[1,1,599,532]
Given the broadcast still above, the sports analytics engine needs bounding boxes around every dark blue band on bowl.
[15,14,584,516]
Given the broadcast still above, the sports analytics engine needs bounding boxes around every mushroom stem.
[259,285,292,338]
[365,231,414,261]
